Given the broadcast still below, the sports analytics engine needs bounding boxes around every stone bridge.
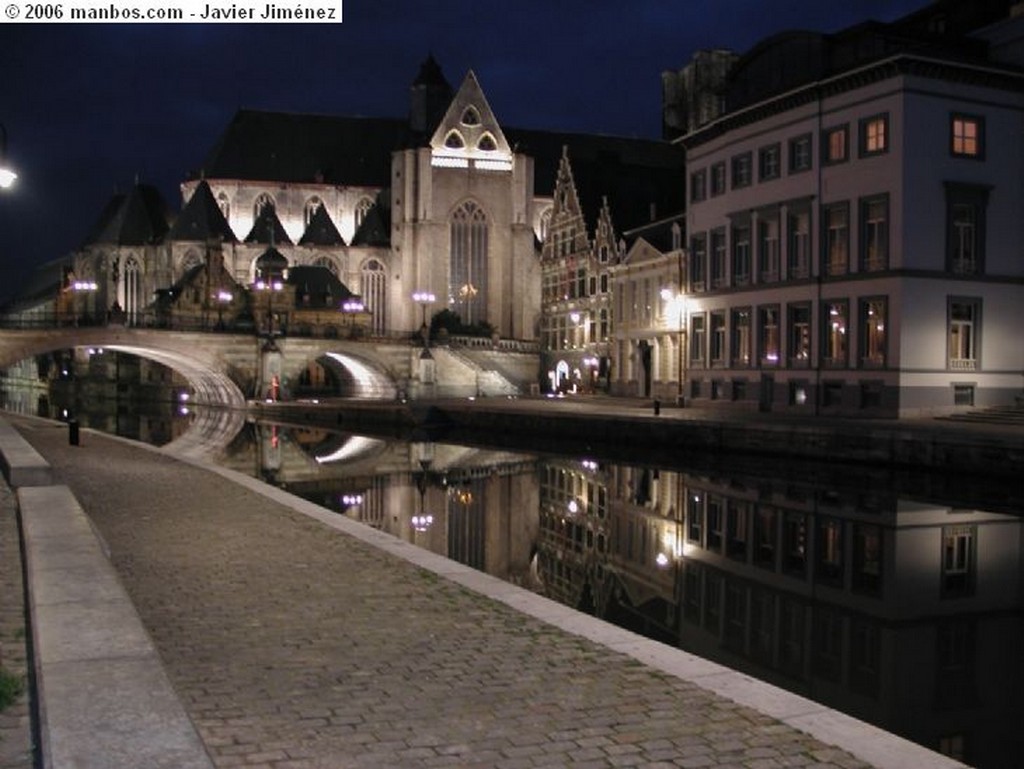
[0,327,540,407]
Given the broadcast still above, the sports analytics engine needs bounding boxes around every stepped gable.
[245,205,292,245]
[192,109,410,187]
[298,203,345,247]
[287,264,355,309]
[350,192,391,247]
[508,127,685,235]
[84,183,171,246]
[167,180,238,243]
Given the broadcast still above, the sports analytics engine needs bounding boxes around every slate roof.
[287,264,355,309]
[166,180,238,243]
[193,110,412,187]
[82,183,171,247]
[246,206,292,245]
[298,204,346,247]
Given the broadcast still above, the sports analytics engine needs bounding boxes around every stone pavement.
[2,416,965,769]
[0,481,34,769]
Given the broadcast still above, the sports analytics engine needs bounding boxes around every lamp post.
[70,280,99,326]
[412,291,436,347]
[255,278,284,337]
[0,124,17,190]
[215,289,232,331]
[661,287,687,406]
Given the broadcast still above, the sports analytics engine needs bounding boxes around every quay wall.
[249,399,1024,479]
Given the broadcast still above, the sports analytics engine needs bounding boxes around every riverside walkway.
[1,414,969,769]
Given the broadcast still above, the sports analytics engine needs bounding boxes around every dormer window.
[477,133,497,152]
[461,106,481,126]
[444,130,465,149]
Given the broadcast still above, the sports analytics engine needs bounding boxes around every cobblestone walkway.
[10,419,875,769]
[0,482,34,769]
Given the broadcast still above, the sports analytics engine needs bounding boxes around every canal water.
[3,386,1021,769]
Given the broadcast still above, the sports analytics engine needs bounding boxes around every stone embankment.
[251,396,1024,479]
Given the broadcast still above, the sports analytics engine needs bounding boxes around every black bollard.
[653,399,661,416]
[68,419,80,446]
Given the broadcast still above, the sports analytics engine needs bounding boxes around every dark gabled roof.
[246,205,292,245]
[192,110,412,187]
[350,192,391,247]
[506,128,686,235]
[286,264,355,309]
[83,183,171,247]
[299,204,346,247]
[166,180,238,243]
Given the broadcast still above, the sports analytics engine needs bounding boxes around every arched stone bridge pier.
[0,328,411,408]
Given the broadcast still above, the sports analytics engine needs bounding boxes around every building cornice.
[679,53,1024,150]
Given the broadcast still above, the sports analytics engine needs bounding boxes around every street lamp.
[255,279,284,336]
[412,290,435,346]
[70,280,99,326]
[0,125,17,190]
[661,287,687,406]
[215,289,232,330]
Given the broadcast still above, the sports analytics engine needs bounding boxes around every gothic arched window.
[304,196,323,227]
[123,255,142,325]
[311,254,339,276]
[477,133,497,152]
[253,193,275,219]
[216,192,230,221]
[354,197,374,230]
[444,130,465,149]
[450,201,488,326]
[360,258,387,335]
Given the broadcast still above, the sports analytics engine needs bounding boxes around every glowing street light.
[412,290,436,348]
[0,125,17,190]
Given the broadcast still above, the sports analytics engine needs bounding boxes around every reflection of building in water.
[234,428,541,586]
[0,347,189,445]
[537,457,1023,768]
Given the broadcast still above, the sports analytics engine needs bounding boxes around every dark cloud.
[0,0,927,300]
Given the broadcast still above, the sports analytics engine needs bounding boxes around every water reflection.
[225,420,1021,769]
[2,361,1020,767]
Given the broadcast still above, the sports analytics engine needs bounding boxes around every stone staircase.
[935,398,1024,425]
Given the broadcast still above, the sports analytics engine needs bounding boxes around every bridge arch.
[0,328,248,409]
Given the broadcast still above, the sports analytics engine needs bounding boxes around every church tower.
[408,54,453,138]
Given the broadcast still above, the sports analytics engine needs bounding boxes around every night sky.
[0,0,927,302]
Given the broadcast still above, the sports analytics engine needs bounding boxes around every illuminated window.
[477,133,497,152]
[859,114,888,156]
[951,114,983,158]
[731,307,751,367]
[948,298,980,371]
[788,303,811,366]
[816,517,844,585]
[860,297,887,368]
[758,305,780,366]
[450,201,488,325]
[710,311,726,364]
[444,130,465,149]
[823,125,848,164]
[822,300,848,367]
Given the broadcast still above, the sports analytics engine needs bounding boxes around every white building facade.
[681,37,1024,416]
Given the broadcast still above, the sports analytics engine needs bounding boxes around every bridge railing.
[0,311,541,352]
